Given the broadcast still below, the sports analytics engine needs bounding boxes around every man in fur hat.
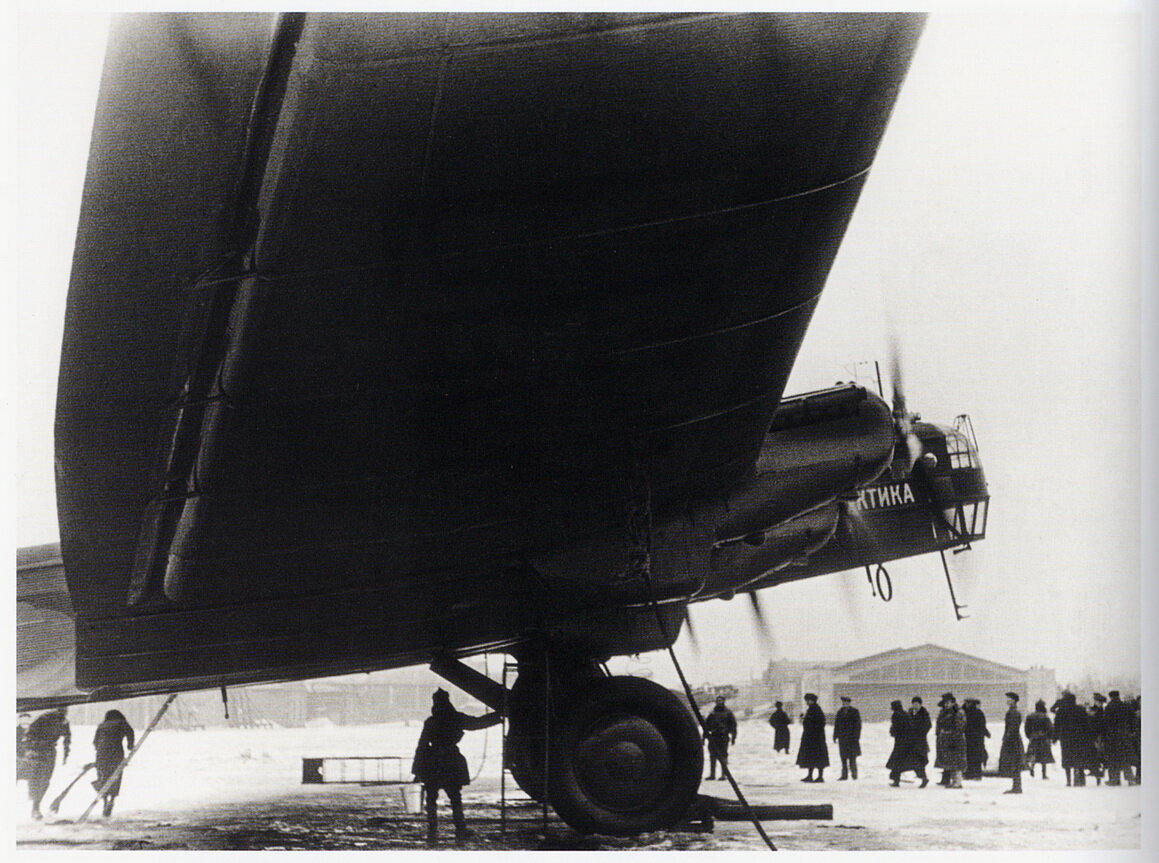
[934,693,966,788]
[412,689,500,843]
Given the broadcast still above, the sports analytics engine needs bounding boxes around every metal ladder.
[499,657,551,836]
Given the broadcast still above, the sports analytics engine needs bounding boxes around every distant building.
[763,644,1057,722]
[757,658,844,718]
[64,665,488,729]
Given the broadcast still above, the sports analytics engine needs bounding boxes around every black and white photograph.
[10,2,1152,853]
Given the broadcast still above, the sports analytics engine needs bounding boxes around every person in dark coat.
[23,708,70,819]
[998,692,1025,794]
[1129,696,1140,783]
[16,714,32,786]
[1102,690,1134,786]
[962,698,990,780]
[1023,700,1054,779]
[908,696,932,786]
[92,709,135,817]
[16,714,30,758]
[934,693,967,788]
[767,701,791,754]
[796,693,829,782]
[1052,691,1087,786]
[833,696,862,780]
[703,695,738,780]
[887,700,927,787]
[1088,693,1107,785]
[412,689,500,843]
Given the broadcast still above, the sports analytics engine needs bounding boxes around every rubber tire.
[505,659,603,803]
[547,675,703,836]
[505,726,547,803]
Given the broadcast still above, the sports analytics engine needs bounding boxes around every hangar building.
[762,643,1057,722]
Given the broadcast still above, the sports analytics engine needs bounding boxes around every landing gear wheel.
[547,675,703,836]
[505,727,547,803]
[505,655,602,803]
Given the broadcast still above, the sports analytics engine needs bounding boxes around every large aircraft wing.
[55,12,925,697]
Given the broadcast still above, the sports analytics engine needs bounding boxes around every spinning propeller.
[889,335,925,476]
[746,591,779,656]
[835,336,974,619]
[681,593,779,661]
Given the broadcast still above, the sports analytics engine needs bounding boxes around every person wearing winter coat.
[934,692,967,788]
[1102,690,1135,786]
[962,698,990,780]
[1128,696,1141,783]
[22,708,70,820]
[1087,694,1107,784]
[412,689,500,843]
[768,702,791,754]
[1023,700,1055,779]
[92,709,136,817]
[998,692,1025,794]
[832,696,862,780]
[908,696,932,775]
[796,693,830,782]
[1052,691,1088,786]
[703,696,738,781]
[886,700,928,787]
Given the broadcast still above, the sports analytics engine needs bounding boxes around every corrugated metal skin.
[57,13,923,690]
[16,544,84,709]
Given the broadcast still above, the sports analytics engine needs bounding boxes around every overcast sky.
[8,5,1150,692]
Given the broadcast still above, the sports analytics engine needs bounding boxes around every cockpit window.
[945,430,974,469]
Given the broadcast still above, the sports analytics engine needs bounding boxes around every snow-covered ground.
[15,719,1141,850]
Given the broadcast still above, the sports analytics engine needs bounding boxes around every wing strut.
[939,549,969,621]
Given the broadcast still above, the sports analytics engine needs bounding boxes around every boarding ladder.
[499,657,551,836]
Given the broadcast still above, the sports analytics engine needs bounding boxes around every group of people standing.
[738,688,1143,794]
[925,690,1026,791]
[705,692,863,784]
[929,689,1142,793]
[1044,690,1141,788]
[760,693,866,783]
[17,707,136,820]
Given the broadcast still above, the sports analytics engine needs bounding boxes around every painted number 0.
[875,564,893,602]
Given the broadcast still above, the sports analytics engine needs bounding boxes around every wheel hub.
[572,714,672,811]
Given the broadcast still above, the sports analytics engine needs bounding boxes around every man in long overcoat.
[412,689,500,843]
[767,701,791,754]
[908,696,932,784]
[1088,693,1106,784]
[703,695,738,780]
[1024,699,1055,779]
[15,714,31,787]
[1129,696,1141,783]
[887,700,926,787]
[92,709,136,818]
[998,691,1025,794]
[934,692,967,788]
[23,708,70,819]
[962,698,990,780]
[1052,691,1087,786]
[1102,690,1135,785]
[796,693,829,782]
[833,696,862,780]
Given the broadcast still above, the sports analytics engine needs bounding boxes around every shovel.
[48,762,96,814]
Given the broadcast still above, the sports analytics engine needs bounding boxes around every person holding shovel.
[92,710,135,817]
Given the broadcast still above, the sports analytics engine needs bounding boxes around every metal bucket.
[400,784,423,814]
